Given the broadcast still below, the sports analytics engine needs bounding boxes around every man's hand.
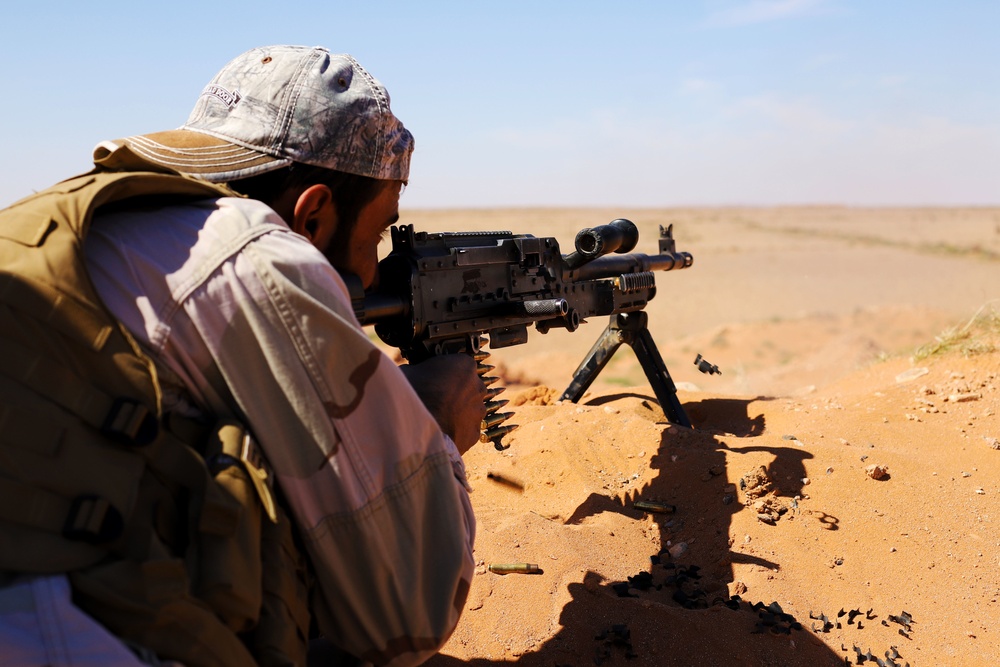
[399,354,487,454]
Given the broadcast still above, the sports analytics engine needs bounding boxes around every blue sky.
[2,1,997,208]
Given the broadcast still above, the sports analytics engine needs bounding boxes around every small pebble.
[896,367,929,383]
[866,464,889,481]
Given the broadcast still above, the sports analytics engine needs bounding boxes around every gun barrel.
[572,251,693,281]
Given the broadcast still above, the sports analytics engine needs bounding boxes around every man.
[0,45,485,666]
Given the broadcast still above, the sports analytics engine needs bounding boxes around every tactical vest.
[0,164,311,666]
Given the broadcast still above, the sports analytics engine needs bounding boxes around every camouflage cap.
[99,45,413,182]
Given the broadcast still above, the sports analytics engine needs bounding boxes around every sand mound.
[430,339,999,666]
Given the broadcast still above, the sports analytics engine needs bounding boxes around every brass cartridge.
[481,411,514,430]
[633,500,676,514]
[480,423,519,444]
[488,563,541,574]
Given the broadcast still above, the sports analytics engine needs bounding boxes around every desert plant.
[913,302,1000,360]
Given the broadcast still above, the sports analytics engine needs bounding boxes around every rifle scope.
[564,219,639,269]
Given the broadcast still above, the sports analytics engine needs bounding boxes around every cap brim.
[120,129,290,182]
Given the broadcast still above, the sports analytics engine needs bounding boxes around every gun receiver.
[354,219,694,448]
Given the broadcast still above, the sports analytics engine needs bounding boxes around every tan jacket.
[84,180,477,666]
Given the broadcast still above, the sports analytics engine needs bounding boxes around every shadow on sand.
[427,394,843,666]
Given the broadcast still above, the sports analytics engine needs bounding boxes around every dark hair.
[227,164,386,231]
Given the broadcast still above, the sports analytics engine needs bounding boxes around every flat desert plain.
[396,207,1000,667]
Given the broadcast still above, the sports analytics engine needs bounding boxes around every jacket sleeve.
[174,209,476,665]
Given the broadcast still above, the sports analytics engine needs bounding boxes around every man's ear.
[291,184,338,249]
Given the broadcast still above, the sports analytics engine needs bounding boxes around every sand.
[394,206,1000,666]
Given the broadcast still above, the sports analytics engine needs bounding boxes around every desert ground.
[395,207,1000,667]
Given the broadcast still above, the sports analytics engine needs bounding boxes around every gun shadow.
[426,394,843,666]
[571,394,822,553]
[565,395,788,569]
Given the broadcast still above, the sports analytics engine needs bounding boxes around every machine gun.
[352,219,694,449]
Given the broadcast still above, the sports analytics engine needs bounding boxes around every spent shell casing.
[481,411,514,430]
[634,500,676,514]
[485,386,507,399]
[486,471,525,491]
[488,563,540,574]
[476,364,496,376]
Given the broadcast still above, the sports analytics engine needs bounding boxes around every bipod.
[560,311,691,428]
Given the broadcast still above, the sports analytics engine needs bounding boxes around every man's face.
[326,180,402,288]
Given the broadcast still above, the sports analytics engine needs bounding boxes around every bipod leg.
[560,312,691,428]
[559,316,626,403]
[621,312,691,428]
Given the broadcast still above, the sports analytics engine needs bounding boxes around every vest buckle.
[102,398,159,446]
[241,433,278,523]
[63,494,124,544]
